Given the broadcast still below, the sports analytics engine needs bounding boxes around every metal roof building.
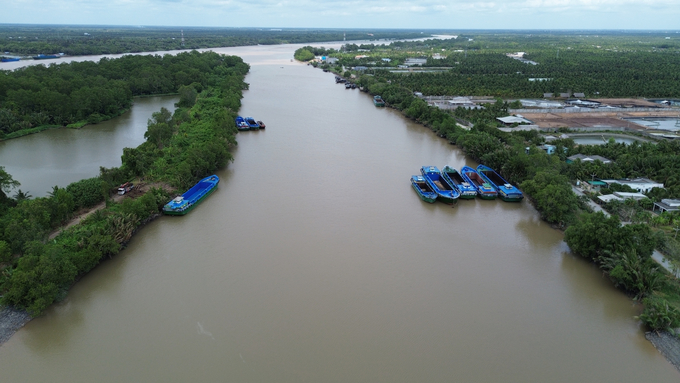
[497,115,533,125]
[653,199,680,213]
[600,178,664,193]
[566,154,613,164]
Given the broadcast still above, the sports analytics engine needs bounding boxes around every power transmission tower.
[181,30,185,48]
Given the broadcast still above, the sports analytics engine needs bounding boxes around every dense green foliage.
[0,52,248,315]
[326,32,680,98]
[0,25,425,56]
[0,50,246,138]
[294,47,316,62]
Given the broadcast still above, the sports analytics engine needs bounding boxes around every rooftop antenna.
[181,30,185,48]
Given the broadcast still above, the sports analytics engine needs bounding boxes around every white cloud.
[2,0,679,28]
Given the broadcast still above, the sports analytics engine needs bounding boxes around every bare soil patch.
[47,181,176,240]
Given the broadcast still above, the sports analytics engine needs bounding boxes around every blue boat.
[411,175,437,203]
[33,54,59,60]
[373,95,385,107]
[163,175,219,215]
[420,166,460,204]
[235,116,249,131]
[245,117,260,129]
[476,165,523,202]
[441,166,477,199]
[1,58,20,62]
[460,166,497,200]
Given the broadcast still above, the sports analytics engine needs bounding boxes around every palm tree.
[13,189,31,202]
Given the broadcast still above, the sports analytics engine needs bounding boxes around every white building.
[404,58,427,66]
[497,115,533,125]
[600,178,664,193]
[613,192,648,201]
[653,199,680,213]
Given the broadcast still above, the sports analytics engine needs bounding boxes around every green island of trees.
[0,51,248,140]
[0,51,249,315]
[310,31,680,333]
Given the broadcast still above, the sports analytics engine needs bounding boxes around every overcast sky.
[3,0,680,30]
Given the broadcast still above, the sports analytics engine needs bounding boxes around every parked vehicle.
[117,182,134,195]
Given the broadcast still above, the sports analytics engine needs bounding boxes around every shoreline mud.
[646,331,680,371]
[0,307,31,346]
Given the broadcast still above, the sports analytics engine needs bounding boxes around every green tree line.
[352,72,680,331]
[0,50,248,138]
[0,25,425,56]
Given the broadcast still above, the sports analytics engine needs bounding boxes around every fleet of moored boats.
[1,54,62,62]
[412,165,523,204]
[167,74,522,217]
[235,116,265,131]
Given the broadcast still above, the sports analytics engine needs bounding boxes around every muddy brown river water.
[0,44,678,382]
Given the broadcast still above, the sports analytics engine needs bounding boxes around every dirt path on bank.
[47,181,175,240]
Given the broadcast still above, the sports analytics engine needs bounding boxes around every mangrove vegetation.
[0,51,249,315]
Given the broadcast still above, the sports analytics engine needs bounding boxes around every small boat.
[411,175,437,203]
[373,95,385,107]
[441,166,477,199]
[235,116,249,131]
[33,54,59,60]
[460,166,497,200]
[345,83,352,89]
[163,175,219,215]
[1,58,20,62]
[476,165,523,202]
[420,166,460,204]
[257,120,266,129]
[245,117,259,129]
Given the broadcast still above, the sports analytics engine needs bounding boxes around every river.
[0,44,678,382]
[0,96,178,197]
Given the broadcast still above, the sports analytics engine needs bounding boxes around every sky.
[3,0,680,30]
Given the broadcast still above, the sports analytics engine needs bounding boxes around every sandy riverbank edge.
[0,307,31,346]
[646,331,680,371]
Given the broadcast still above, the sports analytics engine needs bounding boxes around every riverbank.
[324,68,680,372]
[647,332,680,371]
[0,307,31,345]
[0,181,176,347]
[0,95,169,142]
[0,51,248,343]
